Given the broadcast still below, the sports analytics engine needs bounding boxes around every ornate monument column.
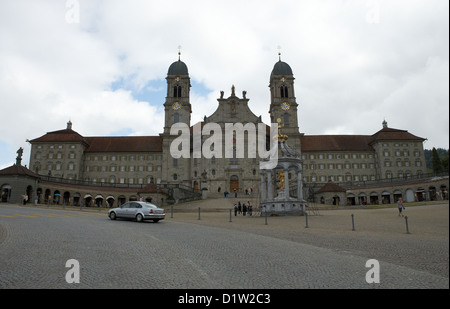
[259,120,305,216]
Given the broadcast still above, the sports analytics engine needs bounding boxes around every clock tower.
[161,53,192,187]
[163,53,191,134]
[269,54,301,150]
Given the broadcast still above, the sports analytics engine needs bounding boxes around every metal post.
[229,209,232,222]
[265,210,268,225]
[405,216,410,234]
[305,212,309,228]
[171,206,173,218]
[198,207,201,220]
[351,214,355,231]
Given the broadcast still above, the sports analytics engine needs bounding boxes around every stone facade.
[8,56,434,207]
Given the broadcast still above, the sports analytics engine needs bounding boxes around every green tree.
[442,154,449,171]
[432,147,443,173]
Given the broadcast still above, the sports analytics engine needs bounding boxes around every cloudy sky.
[0,0,448,169]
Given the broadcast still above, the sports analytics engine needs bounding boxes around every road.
[0,204,448,289]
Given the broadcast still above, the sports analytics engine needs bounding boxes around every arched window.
[173,86,182,98]
[280,86,288,98]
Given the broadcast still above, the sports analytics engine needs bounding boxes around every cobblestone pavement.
[0,202,448,289]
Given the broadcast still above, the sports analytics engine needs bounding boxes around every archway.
[25,185,33,204]
[358,193,367,205]
[1,184,12,202]
[45,189,51,204]
[429,186,437,201]
[381,191,391,204]
[118,195,126,206]
[370,192,379,205]
[84,194,92,207]
[106,196,115,208]
[405,189,415,202]
[393,190,403,202]
[95,195,104,207]
[230,175,239,193]
[53,190,61,204]
[193,181,199,193]
[63,191,70,205]
[347,193,356,205]
[73,192,81,206]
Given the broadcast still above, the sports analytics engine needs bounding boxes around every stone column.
[267,170,273,201]
[284,169,289,198]
[297,169,302,200]
[260,171,266,201]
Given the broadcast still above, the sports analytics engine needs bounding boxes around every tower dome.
[168,60,189,75]
[271,60,293,77]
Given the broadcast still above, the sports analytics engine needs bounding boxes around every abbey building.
[18,56,434,205]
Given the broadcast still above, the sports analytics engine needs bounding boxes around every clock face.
[281,102,290,111]
[172,102,181,110]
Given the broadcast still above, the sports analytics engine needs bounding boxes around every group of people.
[233,201,253,216]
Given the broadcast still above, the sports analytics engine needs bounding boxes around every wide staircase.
[169,192,261,213]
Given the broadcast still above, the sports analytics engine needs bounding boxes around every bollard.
[305,212,309,228]
[198,207,201,220]
[229,208,232,222]
[405,216,410,234]
[351,214,355,231]
[265,211,268,225]
[171,206,173,218]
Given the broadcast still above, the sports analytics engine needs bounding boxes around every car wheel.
[136,213,143,222]
[109,212,116,220]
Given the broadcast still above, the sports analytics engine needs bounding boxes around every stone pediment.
[204,86,261,125]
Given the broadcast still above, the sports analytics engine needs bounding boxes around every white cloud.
[0,0,448,169]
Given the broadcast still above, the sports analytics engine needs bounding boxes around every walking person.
[397,198,405,217]
[243,203,247,216]
[234,204,238,216]
[248,201,252,216]
[238,201,242,214]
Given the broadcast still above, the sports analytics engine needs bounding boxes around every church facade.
[25,57,430,205]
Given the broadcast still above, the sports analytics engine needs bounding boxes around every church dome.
[168,60,189,75]
[271,60,293,77]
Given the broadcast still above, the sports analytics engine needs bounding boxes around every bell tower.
[163,50,191,134]
[269,52,301,150]
[161,51,192,187]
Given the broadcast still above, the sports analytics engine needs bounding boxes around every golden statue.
[277,171,285,190]
[276,118,288,142]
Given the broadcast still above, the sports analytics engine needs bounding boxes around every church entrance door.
[230,175,239,193]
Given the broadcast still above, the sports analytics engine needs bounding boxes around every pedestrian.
[234,204,238,216]
[248,201,252,216]
[238,201,242,214]
[397,198,405,217]
[234,188,237,198]
[242,203,247,216]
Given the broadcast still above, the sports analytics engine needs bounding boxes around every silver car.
[108,201,165,223]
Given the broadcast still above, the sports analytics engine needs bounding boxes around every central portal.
[230,175,239,192]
